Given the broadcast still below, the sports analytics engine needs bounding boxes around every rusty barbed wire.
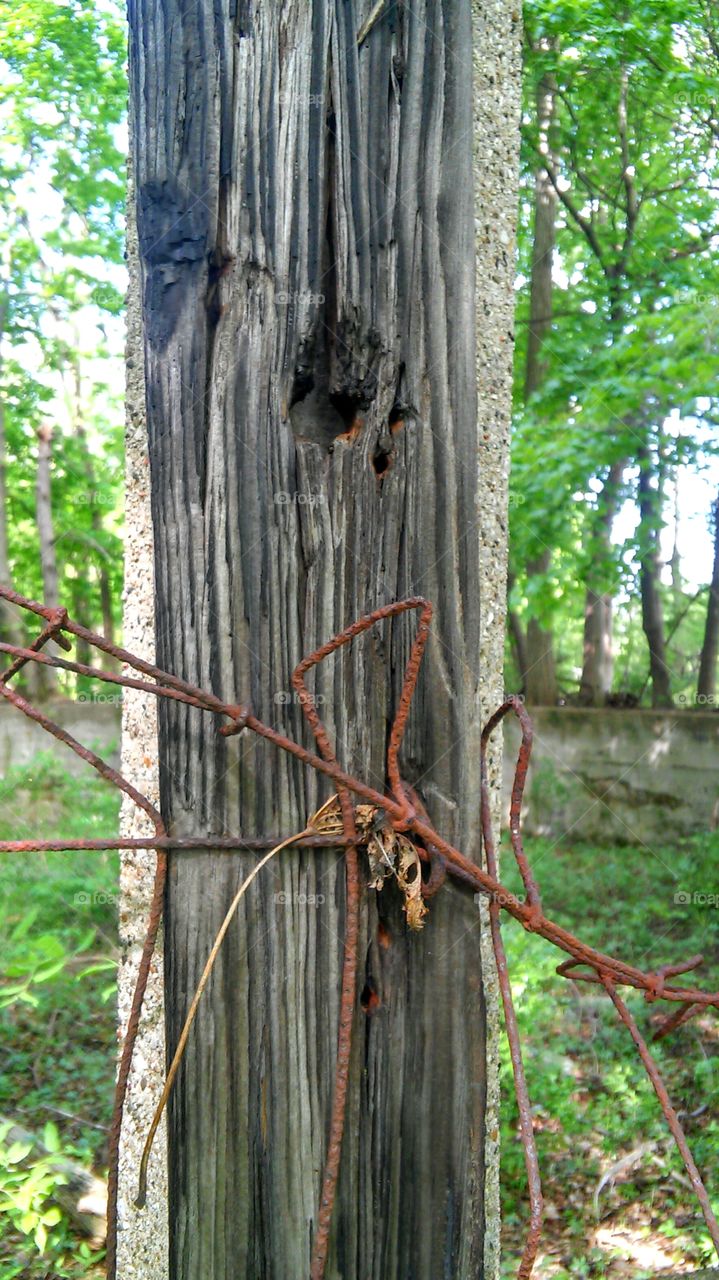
[0,584,717,1279]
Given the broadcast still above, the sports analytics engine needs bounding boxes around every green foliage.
[0,1121,66,1257]
[512,0,719,699]
[0,0,126,281]
[0,754,118,1277]
[0,0,126,660]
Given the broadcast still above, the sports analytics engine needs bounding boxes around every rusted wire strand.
[0,613,716,993]
[106,847,166,1280]
[482,699,542,919]
[653,1000,704,1041]
[601,974,719,1252]
[1,584,718,1280]
[0,674,166,1279]
[292,618,365,1279]
[0,608,71,687]
[7,623,714,1005]
[0,834,357,853]
[480,705,543,1278]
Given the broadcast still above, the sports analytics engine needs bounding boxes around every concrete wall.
[0,699,120,776]
[503,707,719,848]
[473,3,523,1269]
[5,703,716,852]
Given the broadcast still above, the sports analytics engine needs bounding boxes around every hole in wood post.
[372,445,392,476]
[388,403,405,431]
[360,981,381,1014]
[329,391,361,431]
[289,370,315,409]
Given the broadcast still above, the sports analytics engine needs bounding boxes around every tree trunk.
[36,424,58,608]
[70,579,92,669]
[35,422,59,694]
[524,621,558,705]
[0,397,25,651]
[637,444,672,707]
[129,3,503,1277]
[578,461,623,706]
[524,63,557,401]
[70,356,115,647]
[0,394,20,638]
[507,573,529,689]
[579,590,613,704]
[0,294,30,683]
[519,59,558,705]
[523,548,558,705]
[697,489,719,702]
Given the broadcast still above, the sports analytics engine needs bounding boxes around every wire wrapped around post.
[0,584,717,1279]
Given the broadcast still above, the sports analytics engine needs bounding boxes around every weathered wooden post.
[119,2,520,1276]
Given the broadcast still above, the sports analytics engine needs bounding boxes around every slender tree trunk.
[0,294,29,682]
[637,443,672,707]
[670,476,682,593]
[523,63,557,403]
[36,424,58,607]
[507,573,529,688]
[524,554,558,705]
[519,58,558,705]
[578,460,623,705]
[0,392,19,636]
[99,573,114,646]
[35,422,59,694]
[129,2,508,1276]
[70,579,92,669]
[508,608,529,687]
[579,591,613,704]
[697,490,719,701]
[70,356,115,646]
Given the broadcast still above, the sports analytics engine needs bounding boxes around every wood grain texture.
[128,2,487,1275]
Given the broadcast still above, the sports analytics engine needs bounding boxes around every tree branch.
[528,139,607,266]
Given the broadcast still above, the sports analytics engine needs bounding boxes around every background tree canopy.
[511,0,719,708]
[0,0,126,692]
[0,0,718,709]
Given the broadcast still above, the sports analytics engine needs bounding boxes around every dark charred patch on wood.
[137,178,210,350]
[233,0,253,38]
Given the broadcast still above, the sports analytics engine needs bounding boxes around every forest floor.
[0,754,117,1280]
[0,755,716,1278]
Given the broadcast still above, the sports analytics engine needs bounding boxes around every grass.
[498,830,719,1277]
[0,753,717,1277]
